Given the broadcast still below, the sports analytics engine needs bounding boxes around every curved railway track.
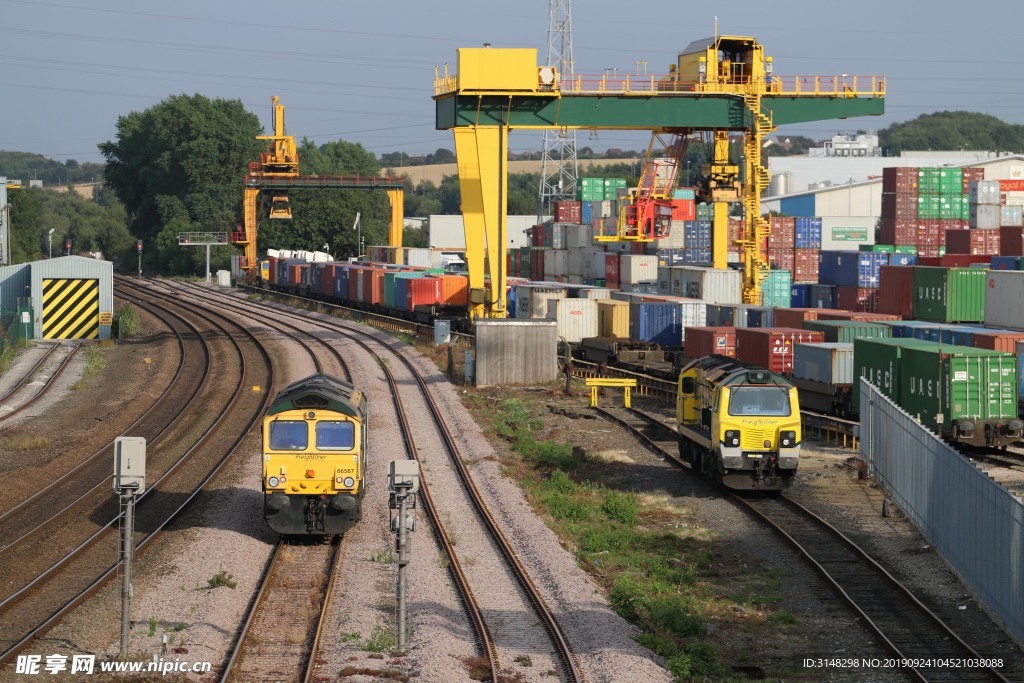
[0,342,80,424]
[595,404,1014,683]
[181,281,582,683]
[0,281,275,665]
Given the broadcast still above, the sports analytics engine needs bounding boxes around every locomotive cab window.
[269,420,308,450]
[729,386,791,416]
[316,420,355,450]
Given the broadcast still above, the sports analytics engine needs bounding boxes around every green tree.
[879,111,1024,155]
[98,93,263,275]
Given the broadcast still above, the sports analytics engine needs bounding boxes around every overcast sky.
[2,0,1022,165]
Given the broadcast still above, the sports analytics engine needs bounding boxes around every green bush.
[648,595,705,637]
[115,303,140,338]
[609,575,645,622]
[601,491,639,525]
[686,641,725,677]
[547,469,577,494]
[207,570,237,589]
[578,525,632,553]
[544,492,590,521]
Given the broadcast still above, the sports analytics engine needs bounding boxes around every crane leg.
[454,125,508,320]
[386,189,404,256]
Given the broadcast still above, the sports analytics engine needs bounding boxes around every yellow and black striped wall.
[28,256,114,341]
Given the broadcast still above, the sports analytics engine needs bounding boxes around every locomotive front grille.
[740,428,773,450]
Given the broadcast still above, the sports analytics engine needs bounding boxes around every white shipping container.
[544,249,569,278]
[1006,192,1024,208]
[1001,205,1024,227]
[620,254,659,284]
[582,248,607,280]
[567,247,584,277]
[405,248,432,268]
[792,342,855,385]
[546,298,599,343]
[674,266,742,304]
[969,204,1001,229]
[568,275,584,284]
[515,284,568,319]
[576,287,611,300]
[660,221,686,250]
[969,180,1002,205]
[983,270,1024,330]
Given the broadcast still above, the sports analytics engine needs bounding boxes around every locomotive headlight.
[268,476,280,487]
[343,477,355,487]
[780,430,797,447]
[724,429,740,447]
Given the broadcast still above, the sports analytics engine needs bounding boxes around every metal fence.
[859,379,1024,645]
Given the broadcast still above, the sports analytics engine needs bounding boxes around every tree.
[879,111,1024,155]
[98,93,263,275]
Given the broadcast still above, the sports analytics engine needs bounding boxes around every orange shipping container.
[772,307,831,329]
[433,274,469,306]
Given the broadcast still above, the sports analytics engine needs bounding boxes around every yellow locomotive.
[262,374,367,534]
[676,355,800,491]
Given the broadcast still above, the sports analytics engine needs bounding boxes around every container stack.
[818,250,887,312]
[880,166,986,257]
[767,216,820,282]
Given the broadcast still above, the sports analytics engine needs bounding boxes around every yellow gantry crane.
[433,35,884,312]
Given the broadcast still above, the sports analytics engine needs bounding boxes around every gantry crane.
[233,97,406,282]
[433,36,885,314]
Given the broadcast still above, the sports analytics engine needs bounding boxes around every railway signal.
[388,460,418,652]
[64,238,71,256]
[113,437,146,660]
[137,240,143,278]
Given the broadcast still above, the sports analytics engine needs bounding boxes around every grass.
[147,617,157,637]
[0,430,49,452]
[485,396,792,682]
[207,570,237,589]
[71,345,107,390]
[371,548,395,564]
[0,337,16,373]
[363,625,396,654]
[115,303,141,338]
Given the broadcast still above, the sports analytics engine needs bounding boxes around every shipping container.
[991,255,1022,270]
[673,266,742,303]
[835,286,878,313]
[961,167,985,194]
[983,270,1024,330]
[684,327,737,358]
[793,342,855,385]
[967,330,1024,353]
[945,229,1000,255]
[773,307,827,329]
[917,168,942,195]
[898,343,1017,431]
[1018,340,1024,405]
[761,270,792,308]
[969,204,1001,229]
[818,250,888,288]
[734,327,825,374]
[619,254,659,284]
[790,284,811,309]
[887,320,937,340]
[888,253,918,267]
[554,201,582,224]
[399,276,440,312]
[794,217,823,248]
[882,167,918,194]
[882,193,919,220]
[384,271,422,309]
[433,274,469,306]
[878,266,915,317]
[852,337,936,410]
[543,249,569,278]
[545,298,598,343]
[597,299,630,337]
[792,248,820,282]
[912,267,986,323]
[968,180,1001,205]
[629,302,682,346]
[815,311,901,323]
[1002,205,1024,228]
[803,320,891,344]
[809,284,836,309]
[514,284,567,319]
[577,177,604,201]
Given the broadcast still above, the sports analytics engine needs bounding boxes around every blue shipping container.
[581,201,592,226]
[809,284,835,309]
[794,217,823,248]
[990,256,1022,271]
[630,302,682,346]
[683,221,712,249]
[887,320,935,339]
[889,253,918,267]
[747,307,774,328]
[682,248,712,264]
[334,267,349,300]
[791,284,811,308]
[818,250,888,288]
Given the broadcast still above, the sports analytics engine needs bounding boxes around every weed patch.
[207,570,237,589]
[363,625,395,654]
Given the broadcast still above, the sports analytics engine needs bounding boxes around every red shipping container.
[347,265,363,301]
[971,330,1024,353]
[670,199,696,221]
[267,256,278,286]
[945,229,1000,255]
[405,277,443,311]
[604,253,620,286]
[792,248,819,283]
[939,254,992,268]
[999,225,1024,255]
[767,218,795,248]
[773,308,828,329]
[816,310,901,322]
[878,266,915,317]
[834,286,878,312]
[880,219,922,246]
[881,193,918,220]
[361,267,385,305]
[735,327,825,374]
[915,249,941,260]
[684,327,737,358]
[768,248,794,272]
[962,167,985,194]
[938,219,965,232]
[554,201,582,223]
[531,249,545,281]
[882,167,918,194]
[918,220,943,245]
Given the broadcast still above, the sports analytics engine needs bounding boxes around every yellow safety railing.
[585,377,638,408]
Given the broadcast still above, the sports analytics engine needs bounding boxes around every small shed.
[474,319,558,387]
[29,256,114,340]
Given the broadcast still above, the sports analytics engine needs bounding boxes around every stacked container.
[984,270,1024,330]
[734,327,825,374]
[766,216,821,282]
[545,298,598,343]
[818,250,888,312]
[912,267,986,323]
[968,179,1001,229]
[803,320,891,344]
[684,327,737,358]
[760,271,792,308]
[792,342,855,385]
[597,299,630,337]
[515,284,567,319]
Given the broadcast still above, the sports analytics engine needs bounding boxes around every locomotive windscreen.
[728,386,791,416]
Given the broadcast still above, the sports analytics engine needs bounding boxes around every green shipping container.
[859,244,895,253]
[917,195,941,219]
[894,245,919,255]
[578,177,605,201]
[519,248,532,278]
[672,188,696,199]
[604,178,627,197]
[917,168,942,195]
[899,344,1017,433]
[853,337,936,411]
[696,203,714,221]
[761,270,792,308]
[939,168,963,195]
[912,267,986,322]
[804,320,891,344]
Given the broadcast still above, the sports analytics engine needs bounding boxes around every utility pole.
[537,0,578,224]
[388,460,419,652]
[113,437,146,660]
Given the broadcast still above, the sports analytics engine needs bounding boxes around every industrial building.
[0,255,114,341]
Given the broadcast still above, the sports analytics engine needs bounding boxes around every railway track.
[0,342,80,423]
[221,538,344,683]
[0,281,275,665]
[595,404,1015,683]
[188,282,582,683]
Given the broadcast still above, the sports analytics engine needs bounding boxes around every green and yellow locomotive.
[676,355,801,491]
[262,374,367,535]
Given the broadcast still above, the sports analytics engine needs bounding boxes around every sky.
[2,0,1022,166]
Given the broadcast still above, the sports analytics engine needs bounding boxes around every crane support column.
[709,132,735,271]
[386,189,405,255]
[242,187,259,272]
[454,125,508,320]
